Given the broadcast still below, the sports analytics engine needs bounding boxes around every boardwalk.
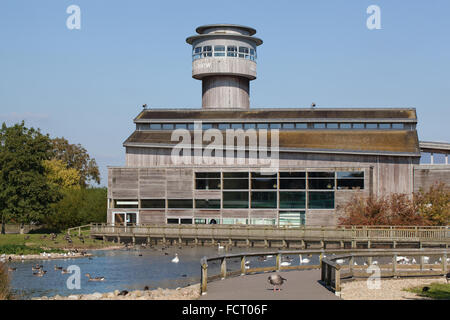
[199,270,340,300]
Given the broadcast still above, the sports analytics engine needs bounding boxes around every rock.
[91,292,103,299]
[53,295,62,300]
[133,290,142,297]
[67,295,79,300]
[114,290,120,296]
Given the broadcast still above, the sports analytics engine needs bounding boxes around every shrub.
[415,182,450,226]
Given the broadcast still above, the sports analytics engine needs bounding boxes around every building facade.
[107,24,450,227]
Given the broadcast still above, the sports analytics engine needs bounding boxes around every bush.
[415,182,450,226]
[0,262,12,300]
[0,244,64,255]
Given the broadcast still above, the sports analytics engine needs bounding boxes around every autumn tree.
[43,159,81,189]
[0,122,61,233]
[415,182,450,226]
[50,137,100,187]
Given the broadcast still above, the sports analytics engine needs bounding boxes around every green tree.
[50,137,100,187]
[0,122,61,234]
[47,187,107,231]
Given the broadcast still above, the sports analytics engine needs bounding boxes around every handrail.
[90,223,450,242]
[67,224,92,236]
[321,250,449,296]
[198,248,450,295]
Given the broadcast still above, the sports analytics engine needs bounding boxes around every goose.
[61,269,71,274]
[171,253,179,263]
[85,273,105,281]
[8,267,16,272]
[54,265,63,271]
[268,274,287,292]
[33,270,47,277]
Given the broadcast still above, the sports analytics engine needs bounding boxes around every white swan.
[299,255,310,264]
[336,259,345,264]
[217,243,224,250]
[171,253,179,263]
[423,256,430,263]
[280,261,291,267]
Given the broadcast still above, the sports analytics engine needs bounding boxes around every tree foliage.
[50,137,100,187]
[415,182,450,226]
[338,183,449,226]
[46,187,107,231]
[0,122,61,230]
[43,159,81,189]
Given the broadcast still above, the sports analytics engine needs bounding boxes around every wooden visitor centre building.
[107,24,450,228]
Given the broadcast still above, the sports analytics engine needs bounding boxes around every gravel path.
[340,277,447,300]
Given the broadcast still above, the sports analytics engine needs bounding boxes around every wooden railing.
[321,249,449,296]
[90,223,450,243]
[67,224,91,236]
[199,248,449,295]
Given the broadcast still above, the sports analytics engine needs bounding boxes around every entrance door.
[114,213,125,226]
[126,213,137,226]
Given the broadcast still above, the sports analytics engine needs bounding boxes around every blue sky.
[1,0,449,186]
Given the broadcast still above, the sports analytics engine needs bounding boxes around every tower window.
[214,45,225,56]
[227,46,237,57]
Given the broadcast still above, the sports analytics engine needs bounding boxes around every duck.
[85,273,105,281]
[33,270,47,277]
[171,253,179,263]
[61,269,71,274]
[8,267,17,272]
[54,265,63,271]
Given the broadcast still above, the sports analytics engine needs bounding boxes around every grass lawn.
[405,282,450,300]
[0,230,116,254]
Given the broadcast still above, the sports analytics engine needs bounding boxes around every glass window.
[202,123,213,130]
[175,123,187,129]
[251,176,277,189]
[167,218,179,224]
[308,192,334,209]
[114,200,138,208]
[280,192,306,209]
[244,123,256,129]
[238,47,249,58]
[279,211,305,227]
[279,179,305,189]
[231,123,243,129]
[392,123,404,129]
[194,47,202,54]
[309,172,334,178]
[223,178,248,189]
[270,123,281,129]
[214,45,225,56]
[327,123,338,129]
[195,172,220,190]
[219,123,230,130]
[250,218,275,225]
[257,123,269,129]
[366,123,378,129]
[295,123,307,129]
[340,123,351,129]
[150,123,161,130]
[280,172,305,178]
[282,123,295,129]
[313,123,326,129]
[194,218,207,224]
[162,123,174,130]
[353,123,364,129]
[251,192,277,208]
[337,171,364,190]
[308,179,335,190]
[195,199,221,209]
[180,219,192,224]
[140,199,165,208]
[223,192,249,208]
[227,46,237,57]
[214,45,225,51]
[379,123,390,129]
[168,199,193,209]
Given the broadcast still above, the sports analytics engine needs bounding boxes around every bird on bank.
[85,273,105,281]
[268,274,287,292]
[8,267,16,272]
[171,253,179,263]
[446,272,450,283]
[118,290,129,296]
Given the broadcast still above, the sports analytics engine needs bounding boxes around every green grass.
[0,230,116,254]
[405,282,450,300]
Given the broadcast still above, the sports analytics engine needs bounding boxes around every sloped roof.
[123,130,420,156]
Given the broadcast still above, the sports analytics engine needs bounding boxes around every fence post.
[201,258,208,295]
[321,260,326,282]
[241,256,246,275]
[393,254,397,277]
[349,256,354,275]
[221,257,227,279]
[276,253,281,271]
[442,253,447,273]
[335,268,341,296]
